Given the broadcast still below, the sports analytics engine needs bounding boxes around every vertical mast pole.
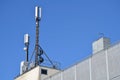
[35,6,41,66]
[24,34,29,62]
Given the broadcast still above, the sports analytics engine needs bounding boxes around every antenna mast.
[19,6,59,75]
[24,34,29,62]
[35,6,42,66]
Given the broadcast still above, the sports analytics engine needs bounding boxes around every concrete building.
[15,66,60,80]
[15,37,120,80]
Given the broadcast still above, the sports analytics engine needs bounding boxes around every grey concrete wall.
[50,73,61,80]
[76,59,90,80]
[63,66,75,80]
[108,43,120,80]
[91,51,107,80]
[43,42,120,80]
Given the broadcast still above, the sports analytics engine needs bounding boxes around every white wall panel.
[108,44,120,79]
[50,73,61,80]
[91,51,107,80]
[63,66,75,80]
[76,59,90,80]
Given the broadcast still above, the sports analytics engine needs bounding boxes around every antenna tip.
[24,34,29,44]
[35,6,42,20]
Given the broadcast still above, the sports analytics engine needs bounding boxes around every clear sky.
[0,0,120,80]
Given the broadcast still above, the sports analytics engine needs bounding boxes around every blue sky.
[0,0,120,80]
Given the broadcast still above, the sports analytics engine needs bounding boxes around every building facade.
[44,37,120,80]
[15,37,120,80]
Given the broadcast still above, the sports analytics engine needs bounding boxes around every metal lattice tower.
[35,6,42,66]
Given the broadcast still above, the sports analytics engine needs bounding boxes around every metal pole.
[35,6,41,66]
[26,44,29,62]
[35,18,40,66]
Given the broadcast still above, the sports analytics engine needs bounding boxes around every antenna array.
[35,6,42,66]
[20,6,59,75]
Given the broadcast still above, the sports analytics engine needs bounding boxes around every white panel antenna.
[20,61,28,75]
[35,6,42,20]
[24,34,30,62]
[24,34,29,44]
[29,62,35,69]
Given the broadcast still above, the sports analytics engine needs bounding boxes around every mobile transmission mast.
[27,6,58,69]
[24,34,29,62]
[19,6,59,75]
[35,6,43,66]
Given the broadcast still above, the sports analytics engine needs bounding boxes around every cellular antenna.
[19,6,60,75]
[35,6,42,19]
[29,6,58,68]
[35,6,42,66]
[24,34,29,62]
